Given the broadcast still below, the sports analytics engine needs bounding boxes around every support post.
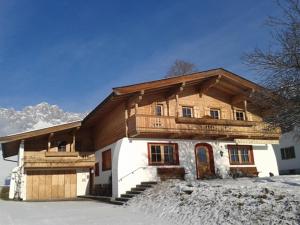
[125,103,129,137]
[166,98,170,116]
[135,103,138,115]
[47,133,54,152]
[243,100,248,121]
[72,131,76,152]
[175,94,179,118]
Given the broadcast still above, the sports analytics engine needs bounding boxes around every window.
[281,146,295,160]
[210,109,220,119]
[235,111,245,121]
[228,145,254,165]
[182,106,193,118]
[95,162,100,176]
[102,149,112,171]
[155,104,163,116]
[148,143,179,165]
[58,141,67,152]
[198,147,208,163]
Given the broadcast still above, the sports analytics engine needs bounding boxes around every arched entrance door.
[195,143,215,179]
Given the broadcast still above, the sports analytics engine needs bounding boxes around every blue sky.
[0,0,281,112]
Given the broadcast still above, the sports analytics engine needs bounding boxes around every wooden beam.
[71,127,80,152]
[198,75,221,97]
[128,90,145,107]
[231,89,255,105]
[244,100,248,121]
[165,82,186,99]
[175,94,179,117]
[125,102,129,137]
[166,98,170,116]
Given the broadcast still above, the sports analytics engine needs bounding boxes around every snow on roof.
[0,120,82,143]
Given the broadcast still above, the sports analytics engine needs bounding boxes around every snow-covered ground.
[128,176,300,225]
[0,176,299,225]
[0,200,171,225]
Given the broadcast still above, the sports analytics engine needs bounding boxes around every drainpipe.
[18,140,24,167]
[9,140,25,200]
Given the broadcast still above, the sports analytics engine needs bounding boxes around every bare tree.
[243,0,300,133]
[165,59,197,78]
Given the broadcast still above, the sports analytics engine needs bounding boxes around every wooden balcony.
[24,151,95,169]
[127,114,280,140]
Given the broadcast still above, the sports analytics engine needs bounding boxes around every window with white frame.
[210,109,220,119]
[155,104,163,116]
[235,111,245,121]
[182,106,193,118]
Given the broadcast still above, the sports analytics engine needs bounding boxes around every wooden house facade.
[0,68,281,200]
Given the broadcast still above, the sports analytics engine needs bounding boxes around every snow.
[128,176,300,225]
[0,102,86,136]
[0,177,299,225]
[0,200,171,225]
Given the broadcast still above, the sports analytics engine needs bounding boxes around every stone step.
[78,195,111,202]
[126,190,143,195]
[141,181,158,185]
[136,184,152,188]
[115,197,131,202]
[131,187,147,192]
[121,194,136,198]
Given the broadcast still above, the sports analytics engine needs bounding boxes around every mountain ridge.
[0,102,86,136]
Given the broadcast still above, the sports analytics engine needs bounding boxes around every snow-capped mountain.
[0,102,86,136]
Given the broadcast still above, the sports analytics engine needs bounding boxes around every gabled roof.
[0,120,81,144]
[112,68,262,95]
[83,68,263,125]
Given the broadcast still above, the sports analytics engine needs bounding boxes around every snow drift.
[128,176,300,225]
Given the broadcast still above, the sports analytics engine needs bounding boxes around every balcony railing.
[23,151,95,168]
[127,114,280,139]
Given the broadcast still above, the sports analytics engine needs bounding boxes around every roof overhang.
[83,68,265,125]
[0,121,82,158]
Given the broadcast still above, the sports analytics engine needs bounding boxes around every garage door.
[26,170,77,200]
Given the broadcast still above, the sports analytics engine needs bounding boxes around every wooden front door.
[26,170,77,200]
[195,143,215,179]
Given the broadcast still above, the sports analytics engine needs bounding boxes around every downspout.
[3,157,18,163]
[1,143,18,162]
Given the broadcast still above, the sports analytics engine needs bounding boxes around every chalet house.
[0,68,281,201]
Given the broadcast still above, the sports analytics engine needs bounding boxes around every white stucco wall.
[95,137,279,198]
[76,169,90,196]
[275,129,300,173]
[9,141,25,200]
[94,140,123,185]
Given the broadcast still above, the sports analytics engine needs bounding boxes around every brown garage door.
[26,170,77,200]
